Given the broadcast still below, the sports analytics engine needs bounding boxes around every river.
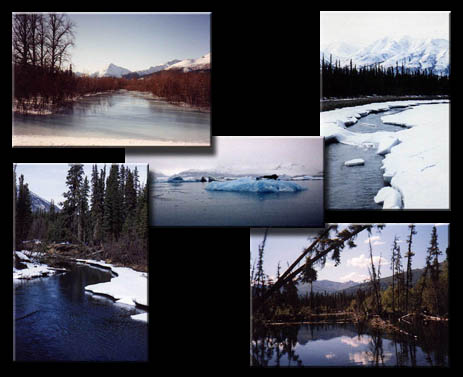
[150,180,324,227]
[13,90,210,146]
[14,263,148,361]
[325,108,406,209]
[251,323,448,367]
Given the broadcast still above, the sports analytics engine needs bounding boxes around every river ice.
[321,100,449,209]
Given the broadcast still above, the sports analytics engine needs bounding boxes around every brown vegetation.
[124,70,211,109]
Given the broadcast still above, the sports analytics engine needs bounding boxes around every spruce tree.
[15,174,33,248]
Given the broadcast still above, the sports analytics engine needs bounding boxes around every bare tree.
[45,13,75,72]
[12,14,30,65]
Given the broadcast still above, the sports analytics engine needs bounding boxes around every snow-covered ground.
[77,259,148,322]
[13,134,209,147]
[13,251,64,280]
[205,177,307,193]
[321,100,449,209]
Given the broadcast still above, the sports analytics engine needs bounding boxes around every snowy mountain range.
[297,280,358,295]
[154,163,323,181]
[77,53,211,78]
[28,190,60,212]
[321,36,449,75]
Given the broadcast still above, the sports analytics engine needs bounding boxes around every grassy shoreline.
[320,94,449,112]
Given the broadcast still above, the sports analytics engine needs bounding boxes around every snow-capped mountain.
[134,59,181,76]
[154,163,321,182]
[321,36,449,75]
[76,53,211,78]
[92,63,132,78]
[28,191,60,212]
[165,53,211,72]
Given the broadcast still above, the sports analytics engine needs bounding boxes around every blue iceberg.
[205,178,307,193]
[167,176,184,183]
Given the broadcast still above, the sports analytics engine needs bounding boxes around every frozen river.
[13,90,210,146]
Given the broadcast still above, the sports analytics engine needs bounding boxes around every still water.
[13,90,210,145]
[150,180,324,227]
[251,323,448,367]
[326,109,405,210]
[14,264,148,361]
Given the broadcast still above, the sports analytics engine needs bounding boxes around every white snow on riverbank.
[12,134,209,147]
[78,259,148,309]
[13,251,61,280]
[321,100,449,209]
[130,313,148,322]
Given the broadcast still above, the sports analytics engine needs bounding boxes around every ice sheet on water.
[205,177,306,193]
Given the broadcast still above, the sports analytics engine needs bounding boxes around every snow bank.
[205,178,306,193]
[81,259,148,309]
[131,313,148,322]
[13,251,63,280]
[321,100,449,209]
[344,159,365,167]
[374,187,402,209]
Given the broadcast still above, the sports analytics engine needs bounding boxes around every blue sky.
[15,163,148,207]
[250,224,449,283]
[66,13,210,73]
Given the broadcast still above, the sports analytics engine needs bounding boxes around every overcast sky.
[15,163,147,207]
[65,12,210,73]
[126,137,324,177]
[321,11,450,49]
[250,224,449,283]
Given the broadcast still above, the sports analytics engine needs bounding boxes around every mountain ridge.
[321,36,449,75]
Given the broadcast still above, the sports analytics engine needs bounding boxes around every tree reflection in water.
[251,322,448,367]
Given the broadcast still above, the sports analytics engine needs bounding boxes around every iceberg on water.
[205,177,306,193]
[167,175,184,183]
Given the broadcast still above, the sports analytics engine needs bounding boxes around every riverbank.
[13,90,121,116]
[321,100,449,209]
[320,95,449,112]
[13,133,210,147]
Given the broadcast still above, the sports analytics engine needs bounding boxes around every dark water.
[14,264,148,361]
[251,323,449,367]
[326,109,405,210]
[13,90,210,145]
[150,180,324,227]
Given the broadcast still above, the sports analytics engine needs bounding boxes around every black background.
[7,8,458,368]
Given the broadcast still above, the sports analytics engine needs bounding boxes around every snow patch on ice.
[344,158,365,167]
[205,178,307,193]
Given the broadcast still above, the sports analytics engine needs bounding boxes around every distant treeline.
[321,55,449,98]
[14,64,126,112]
[124,70,211,109]
[13,14,210,113]
[14,164,148,268]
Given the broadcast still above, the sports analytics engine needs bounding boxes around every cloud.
[364,236,381,244]
[339,271,369,283]
[363,236,385,246]
[347,254,389,268]
[434,223,449,227]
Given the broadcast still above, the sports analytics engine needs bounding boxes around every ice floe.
[205,177,307,193]
[344,159,365,167]
[374,187,403,209]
